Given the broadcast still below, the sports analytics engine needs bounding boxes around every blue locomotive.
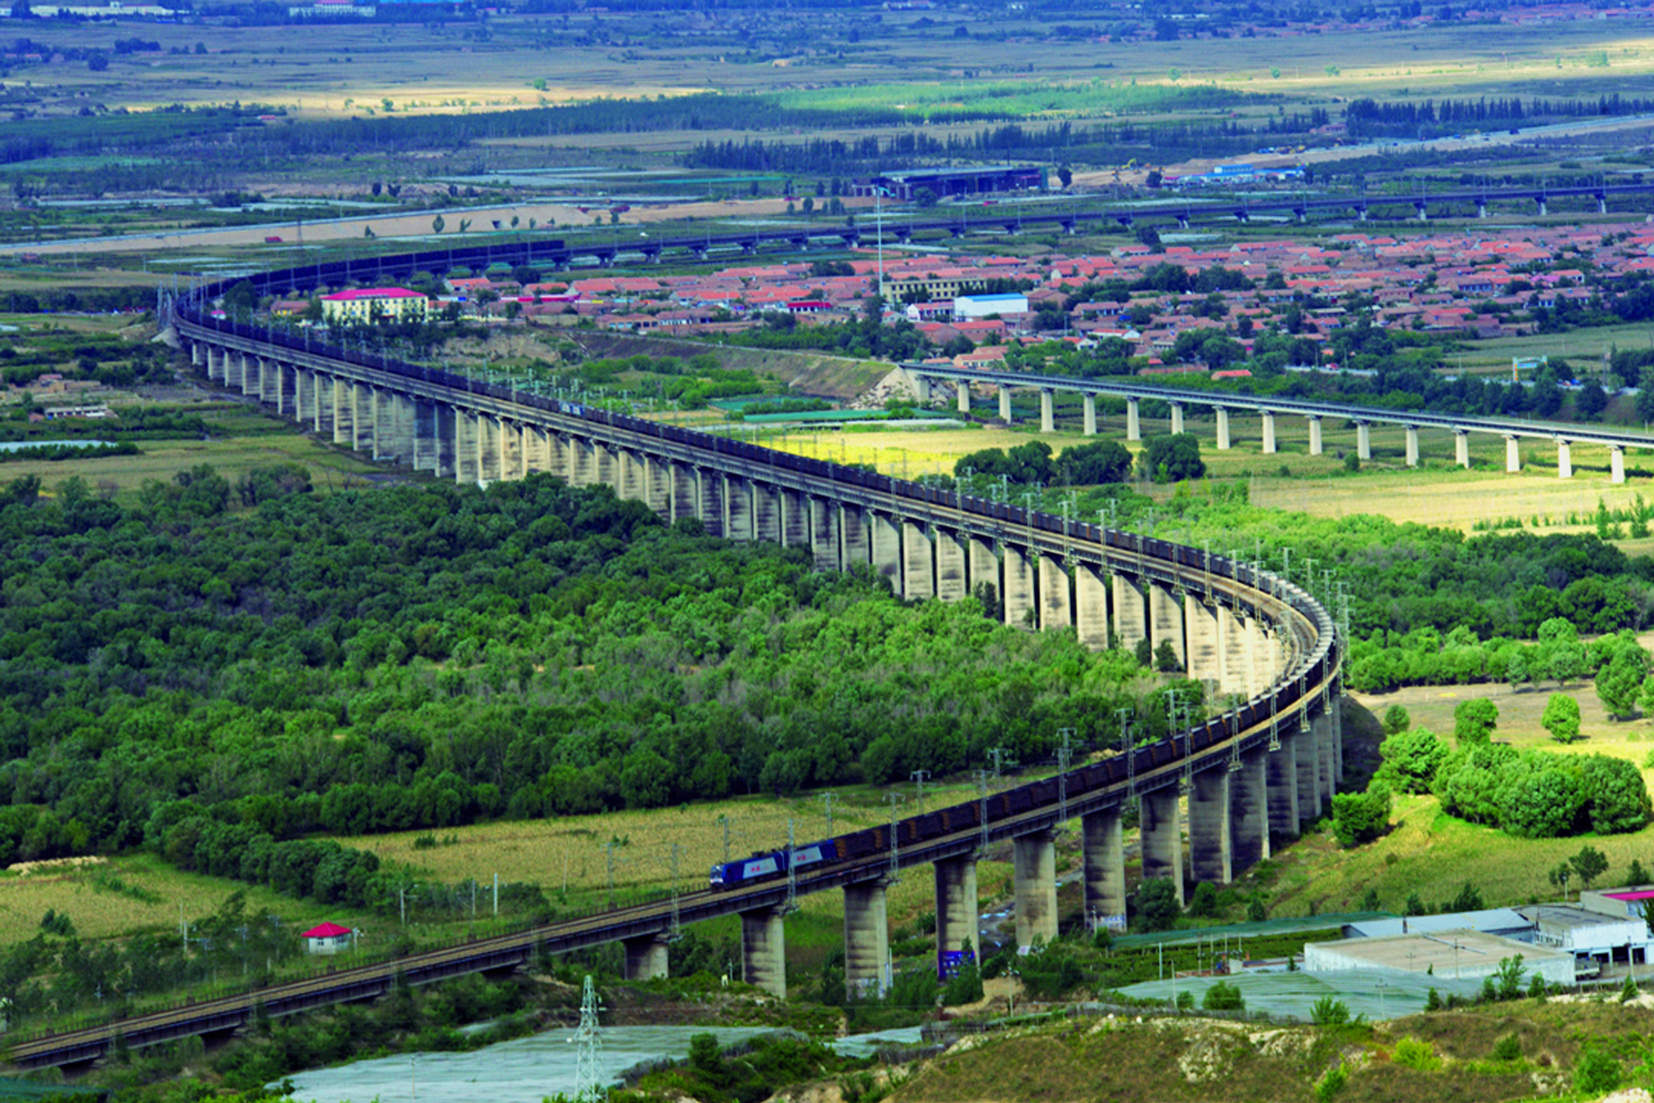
[710,839,839,888]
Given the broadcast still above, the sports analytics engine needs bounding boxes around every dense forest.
[0,469,1163,877]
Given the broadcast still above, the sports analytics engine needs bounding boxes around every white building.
[952,293,1027,321]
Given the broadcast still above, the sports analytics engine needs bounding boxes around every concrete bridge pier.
[623,936,670,981]
[1002,544,1035,628]
[352,384,375,455]
[911,374,932,406]
[1246,620,1270,698]
[969,537,998,609]
[1083,395,1097,436]
[260,357,279,406]
[331,379,353,446]
[315,374,336,437]
[643,454,672,516]
[810,496,839,570]
[871,512,902,587]
[692,468,721,538]
[1405,426,1420,468]
[478,415,503,483]
[780,487,809,547]
[934,857,979,970]
[196,342,211,378]
[1127,397,1141,442]
[272,363,291,417]
[1081,807,1127,931]
[998,387,1013,423]
[1506,435,1521,473]
[671,461,701,522]
[902,520,934,599]
[1231,750,1270,869]
[370,388,396,462]
[1261,411,1277,455]
[936,528,967,602]
[293,368,314,424]
[1455,429,1470,468]
[1038,555,1071,631]
[1040,388,1055,434]
[1295,717,1324,823]
[751,481,779,542]
[521,425,550,476]
[1139,789,1184,905]
[1075,562,1109,649]
[1012,830,1058,951]
[1314,709,1337,803]
[1112,574,1148,656]
[1215,407,1231,450]
[1307,415,1323,455]
[1613,445,1627,485]
[956,380,971,415]
[413,401,439,473]
[1188,769,1232,886]
[1150,583,1185,670]
[454,409,481,485]
[1216,604,1250,700]
[1266,734,1300,841]
[1356,422,1372,461]
[843,880,891,997]
[721,475,751,541]
[1557,439,1573,479]
[1184,598,1220,689]
[1170,401,1185,435]
[432,404,455,480]
[740,907,787,999]
[568,436,595,488]
[840,503,871,564]
[239,351,258,397]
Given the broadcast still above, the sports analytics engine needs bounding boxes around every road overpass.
[2,251,1343,1071]
[901,363,1654,482]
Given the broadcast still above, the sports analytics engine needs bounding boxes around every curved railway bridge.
[6,254,1345,1071]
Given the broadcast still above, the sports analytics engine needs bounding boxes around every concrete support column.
[622,936,669,981]
[1231,750,1270,871]
[810,495,839,570]
[1307,415,1323,455]
[698,468,724,538]
[934,858,979,970]
[1454,429,1470,468]
[1505,435,1521,473]
[1184,599,1220,688]
[1295,722,1323,823]
[998,387,1013,423]
[1331,689,1345,782]
[646,454,673,515]
[1139,789,1184,905]
[1126,397,1141,442]
[1038,555,1071,631]
[1215,407,1231,450]
[313,374,334,436]
[454,409,481,485]
[935,529,967,602]
[1405,425,1420,468]
[1002,544,1035,629]
[1267,734,1300,841]
[724,475,753,542]
[902,520,934,600]
[1217,605,1250,700]
[1012,830,1058,951]
[1558,439,1572,479]
[780,488,809,548]
[969,537,998,610]
[431,404,454,479]
[197,343,212,378]
[1075,562,1109,649]
[843,881,890,997]
[841,504,872,565]
[294,368,315,423]
[238,350,256,395]
[751,481,780,542]
[1189,769,1232,886]
[956,380,971,415]
[1613,446,1627,485]
[1170,402,1185,435]
[1039,388,1055,434]
[1261,411,1277,455]
[1314,710,1336,803]
[1112,574,1147,655]
[413,401,438,473]
[870,512,902,587]
[1357,422,1372,461]
[596,444,619,493]
[547,432,570,482]
[1149,583,1185,670]
[1083,394,1097,436]
[274,363,292,416]
[1081,807,1127,931]
[478,415,502,483]
[912,374,932,405]
[673,462,700,524]
[740,908,787,999]
[1244,618,1268,699]
[371,386,396,461]
[351,384,375,453]
[260,357,279,405]
[570,438,597,487]
[523,425,551,476]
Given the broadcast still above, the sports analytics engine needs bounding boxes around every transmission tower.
[571,975,605,1103]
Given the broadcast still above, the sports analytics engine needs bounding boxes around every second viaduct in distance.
[901,364,1654,483]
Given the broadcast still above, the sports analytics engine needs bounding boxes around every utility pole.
[911,769,931,815]
[885,793,904,883]
[572,976,605,1103]
[1056,727,1075,825]
[716,814,734,865]
[821,793,836,837]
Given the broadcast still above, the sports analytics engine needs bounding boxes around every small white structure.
[1304,928,1576,987]
[952,293,1027,321]
[302,921,354,955]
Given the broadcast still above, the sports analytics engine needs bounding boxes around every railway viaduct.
[8,250,1344,1070]
[901,363,1654,483]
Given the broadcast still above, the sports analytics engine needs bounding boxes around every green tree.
[1542,693,1581,743]
[1381,704,1411,736]
[1375,727,1447,793]
[1135,878,1181,932]
[1310,996,1350,1025]
[1142,433,1205,483]
[1570,844,1610,890]
[1452,698,1499,744]
[431,214,446,234]
[1330,783,1391,847]
[1202,980,1244,1011]
[1575,1046,1622,1095]
[1598,644,1651,719]
[1638,366,1654,424]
